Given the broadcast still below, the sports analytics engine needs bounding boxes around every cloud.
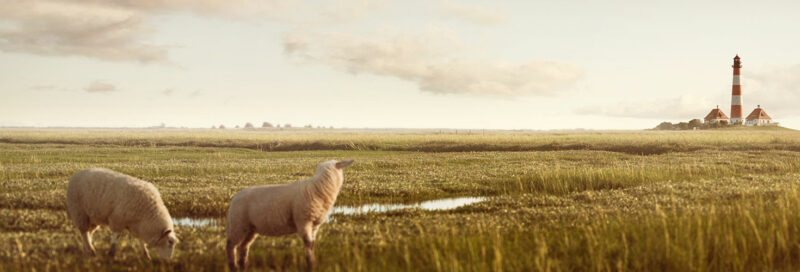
[744,64,800,118]
[283,29,583,97]
[313,0,389,25]
[84,81,117,93]
[438,0,505,25]
[162,88,175,96]
[0,0,391,63]
[0,0,293,63]
[576,63,800,120]
[575,95,714,120]
[0,0,166,63]
[187,89,202,98]
[27,85,57,91]
[79,0,243,13]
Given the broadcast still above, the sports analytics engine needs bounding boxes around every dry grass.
[2,128,800,271]
[0,127,797,154]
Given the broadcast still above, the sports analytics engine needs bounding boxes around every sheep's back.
[231,184,299,236]
[67,168,169,228]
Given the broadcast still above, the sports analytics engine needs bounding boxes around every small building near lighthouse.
[704,106,729,124]
[688,55,781,129]
[745,105,773,126]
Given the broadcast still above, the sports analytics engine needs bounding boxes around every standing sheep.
[226,159,355,272]
[66,168,179,260]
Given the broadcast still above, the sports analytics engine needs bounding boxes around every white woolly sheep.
[226,159,355,272]
[66,168,179,260]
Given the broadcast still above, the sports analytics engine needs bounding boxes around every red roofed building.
[704,106,729,124]
[745,105,774,126]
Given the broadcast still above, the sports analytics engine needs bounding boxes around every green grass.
[2,128,800,271]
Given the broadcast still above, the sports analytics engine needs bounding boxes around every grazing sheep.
[66,168,179,260]
[226,159,355,272]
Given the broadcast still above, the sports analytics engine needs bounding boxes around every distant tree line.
[211,122,333,130]
[653,119,729,130]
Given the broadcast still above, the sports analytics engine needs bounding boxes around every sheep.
[66,168,179,260]
[226,159,355,272]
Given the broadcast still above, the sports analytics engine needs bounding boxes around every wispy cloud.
[0,0,262,63]
[744,64,800,117]
[79,0,245,13]
[284,29,583,97]
[0,1,166,63]
[0,0,391,63]
[157,88,202,98]
[84,81,117,93]
[312,0,389,25]
[438,0,505,25]
[27,85,57,91]
[187,89,203,98]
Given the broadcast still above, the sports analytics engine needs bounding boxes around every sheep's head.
[153,229,179,259]
[316,159,355,182]
[317,159,354,172]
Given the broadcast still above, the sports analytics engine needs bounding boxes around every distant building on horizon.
[745,105,774,126]
[704,106,729,124]
[701,55,777,127]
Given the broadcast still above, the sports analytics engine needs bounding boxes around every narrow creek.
[173,196,488,227]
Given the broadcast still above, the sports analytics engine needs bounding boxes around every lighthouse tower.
[730,55,743,124]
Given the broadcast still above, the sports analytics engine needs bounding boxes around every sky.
[1,0,799,130]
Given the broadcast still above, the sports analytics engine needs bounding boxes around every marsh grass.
[3,129,800,271]
[3,143,799,217]
[5,174,800,271]
[1,128,798,154]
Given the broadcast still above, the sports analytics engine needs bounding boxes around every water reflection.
[173,217,222,228]
[330,196,487,216]
[173,196,488,227]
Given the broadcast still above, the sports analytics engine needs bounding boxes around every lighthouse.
[730,55,743,124]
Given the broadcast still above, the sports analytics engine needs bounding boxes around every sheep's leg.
[71,210,96,257]
[312,225,320,239]
[226,238,239,271]
[304,240,316,272]
[80,230,97,256]
[226,224,254,272]
[139,240,151,260]
[299,225,316,272]
[108,232,119,258]
[237,231,257,272]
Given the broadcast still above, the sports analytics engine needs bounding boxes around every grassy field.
[2,128,800,271]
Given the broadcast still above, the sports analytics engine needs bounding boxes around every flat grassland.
[2,128,800,271]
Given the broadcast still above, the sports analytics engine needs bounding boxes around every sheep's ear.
[335,159,354,169]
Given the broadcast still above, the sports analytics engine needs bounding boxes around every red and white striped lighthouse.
[730,55,743,124]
